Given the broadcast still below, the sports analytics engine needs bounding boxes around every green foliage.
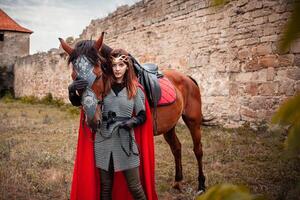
[212,0,228,6]
[1,90,14,103]
[279,2,300,52]
[1,92,80,116]
[272,93,300,154]
[20,95,40,104]
[63,106,80,116]
[196,184,264,200]
[40,93,54,104]
[40,93,64,107]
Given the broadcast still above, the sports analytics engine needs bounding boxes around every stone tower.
[0,8,33,96]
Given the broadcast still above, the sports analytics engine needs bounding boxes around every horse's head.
[59,32,107,132]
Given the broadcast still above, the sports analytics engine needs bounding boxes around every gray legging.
[99,156,146,200]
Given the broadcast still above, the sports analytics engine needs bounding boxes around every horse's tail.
[187,76,217,126]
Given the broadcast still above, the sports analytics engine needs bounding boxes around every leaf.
[212,0,230,6]
[272,93,300,125]
[279,2,300,52]
[272,93,300,155]
[196,184,265,200]
[284,120,300,154]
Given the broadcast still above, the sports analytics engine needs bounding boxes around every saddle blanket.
[157,77,176,106]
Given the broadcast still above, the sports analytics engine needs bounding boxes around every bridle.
[95,74,104,107]
[77,66,106,134]
[58,32,106,134]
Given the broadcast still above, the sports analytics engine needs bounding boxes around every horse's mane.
[100,43,112,59]
[68,40,113,74]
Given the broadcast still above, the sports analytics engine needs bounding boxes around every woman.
[68,46,157,200]
[95,48,148,200]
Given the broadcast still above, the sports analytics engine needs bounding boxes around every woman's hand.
[119,117,138,130]
[68,79,89,95]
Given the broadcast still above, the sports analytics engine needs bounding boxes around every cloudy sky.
[0,0,139,54]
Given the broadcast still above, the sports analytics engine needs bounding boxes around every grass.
[0,100,78,200]
[1,92,80,116]
[0,100,299,200]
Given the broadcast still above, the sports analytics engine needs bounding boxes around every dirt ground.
[0,100,299,200]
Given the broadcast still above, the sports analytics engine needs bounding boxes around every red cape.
[70,92,158,200]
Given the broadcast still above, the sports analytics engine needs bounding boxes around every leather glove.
[119,117,139,131]
[68,79,88,94]
[68,79,88,106]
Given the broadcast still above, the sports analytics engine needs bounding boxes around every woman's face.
[112,61,127,82]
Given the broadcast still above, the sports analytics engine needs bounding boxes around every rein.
[95,74,104,107]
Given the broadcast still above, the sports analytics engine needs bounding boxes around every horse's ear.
[58,38,73,55]
[94,32,105,51]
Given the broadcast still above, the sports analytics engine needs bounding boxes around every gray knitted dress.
[94,87,145,172]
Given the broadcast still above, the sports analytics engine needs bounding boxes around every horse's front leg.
[163,126,183,191]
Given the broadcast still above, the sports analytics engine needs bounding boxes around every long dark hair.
[109,48,138,99]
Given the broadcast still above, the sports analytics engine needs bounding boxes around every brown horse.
[59,33,207,194]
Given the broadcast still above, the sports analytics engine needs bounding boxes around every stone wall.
[14,0,300,127]
[0,31,30,66]
[0,31,30,95]
[14,51,72,100]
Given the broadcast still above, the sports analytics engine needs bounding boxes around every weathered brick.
[258,82,278,96]
[294,54,300,66]
[215,64,226,72]
[236,72,253,82]
[240,107,256,118]
[287,67,300,80]
[260,35,278,42]
[247,96,266,111]
[278,54,294,67]
[249,96,279,110]
[229,82,239,96]
[268,13,281,22]
[227,62,241,72]
[235,39,246,46]
[275,69,288,81]
[278,81,295,96]
[244,82,259,96]
[236,0,248,7]
[255,44,273,55]
[252,69,267,82]
[251,9,271,18]
[263,1,278,8]
[258,55,279,68]
[245,38,259,45]
[290,39,300,53]
[263,26,277,36]
[244,59,261,71]
[266,67,275,81]
[244,1,263,12]
[238,49,251,60]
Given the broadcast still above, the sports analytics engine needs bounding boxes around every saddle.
[131,56,177,134]
[132,56,163,108]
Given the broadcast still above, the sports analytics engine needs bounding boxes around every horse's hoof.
[196,189,205,196]
[172,181,183,191]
